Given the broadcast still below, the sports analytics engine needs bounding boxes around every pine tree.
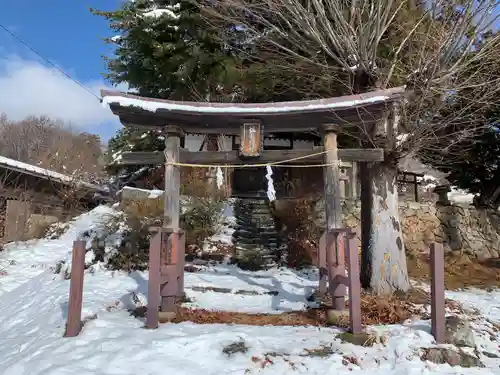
[447,126,500,208]
[93,0,239,100]
[94,0,243,184]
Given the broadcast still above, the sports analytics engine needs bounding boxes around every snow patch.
[143,8,179,19]
[202,200,235,252]
[449,188,475,204]
[102,95,392,114]
[0,205,121,296]
[1,260,500,373]
[418,174,439,192]
[396,133,410,146]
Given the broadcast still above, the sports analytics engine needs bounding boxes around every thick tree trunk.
[360,162,410,294]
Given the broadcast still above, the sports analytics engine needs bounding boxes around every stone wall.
[336,200,500,259]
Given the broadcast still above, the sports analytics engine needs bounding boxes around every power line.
[0,23,101,101]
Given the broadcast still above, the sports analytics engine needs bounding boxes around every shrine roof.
[101,86,406,133]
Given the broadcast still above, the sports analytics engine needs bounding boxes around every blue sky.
[0,1,124,141]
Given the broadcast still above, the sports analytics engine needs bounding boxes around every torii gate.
[101,86,406,330]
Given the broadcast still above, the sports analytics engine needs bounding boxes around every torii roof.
[101,86,406,134]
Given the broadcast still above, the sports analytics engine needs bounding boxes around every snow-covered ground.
[1,206,500,374]
[0,206,118,297]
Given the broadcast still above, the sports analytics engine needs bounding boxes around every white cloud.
[0,56,125,133]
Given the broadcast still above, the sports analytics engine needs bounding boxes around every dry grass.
[120,198,163,222]
[172,307,325,326]
[408,252,500,290]
[143,289,439,327]
[356,293,417,326]
[272,198,321,268]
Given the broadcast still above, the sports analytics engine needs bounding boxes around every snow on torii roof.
[101,86,406,134]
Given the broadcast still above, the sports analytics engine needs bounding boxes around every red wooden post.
[430,242,445,343]
[147,229,162,329]
[327,230,346,310]
[65,240,86,337]
[160,229,178,312]
[176,230,185,300]
[346,231,362,334]
[318,232,327,295]
[163,126,182,312]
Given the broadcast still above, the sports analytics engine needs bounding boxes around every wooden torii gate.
[101,87,406,329]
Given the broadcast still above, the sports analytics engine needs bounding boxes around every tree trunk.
[360,162,410,294]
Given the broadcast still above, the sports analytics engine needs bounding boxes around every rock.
[121,291,147,312]
[222,341,249,356]
[476,249,492,262]
[408,202,422,210]
[307,289,323,303]
[421,348,483,367]
[130,306,147,318]
[482,351,499,358]
[326,309,349,326]
[158,311,177,323]
[184,265,202,273]
[405,209,416,217]
[337,332,376,347]
[489,249,499,258]
[445,316,476,347]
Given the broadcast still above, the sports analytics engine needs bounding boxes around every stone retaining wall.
[335,200,500,259]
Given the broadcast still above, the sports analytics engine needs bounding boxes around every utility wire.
[0,23,101,101]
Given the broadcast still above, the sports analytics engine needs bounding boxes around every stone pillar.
[434,185,451,205]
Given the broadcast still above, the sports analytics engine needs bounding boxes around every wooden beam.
[116,148,383,166]
[118,151,165,165]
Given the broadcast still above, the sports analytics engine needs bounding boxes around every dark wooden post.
[147,229,162,329]
[162,125,183,312]
[346,162,358,199]
[65,240,86,337]
[430,242,445,343]
[322,126,346,310]
[413,173,419,202]
[346,231,362,334]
